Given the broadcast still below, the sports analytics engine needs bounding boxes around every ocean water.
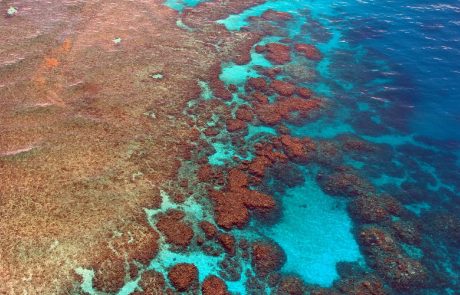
[70,0,459,293]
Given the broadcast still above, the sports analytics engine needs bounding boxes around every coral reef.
[168,263,198,292]
[271,80,297,96]
[132,270,165,294]
[317,170,375,198]
[202,275,230,295]
[294,43,323,60]
[272,276,307,295]
[259,43,292,64]
[335,275,386,295]
[251,241,286,277]
[156,210,194,248]
[2,0,458,294]
[261,10,293,22]
[91,220,160,292]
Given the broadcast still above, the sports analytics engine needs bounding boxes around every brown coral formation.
[197,164,224,184]
[247,142,288,179]
[168,263,198,292]
[254,96,322,125]
[209,169,276,229]
[335,275,386,295]
[236,106,254,122]
[90,220,160,292]
[271,80,297,96]
[209,63,233,100]
[294,43,323,60]
[317,170,375,197]
[200,221,218,239]
[261,10,293,22]
[259,43,292,64]
[349,195,391,223]
[280,135,316,162]
[226,118,247,132]
[133,270,165,294]
[247,77,269,92]
[202,275,230,295]
[156,210,194,248]
[358,225,428,290]
[296,87,313,98]
[218,233,236,255]
[251,241,286,277]
[273,276,307,295]
[390,220,421,245]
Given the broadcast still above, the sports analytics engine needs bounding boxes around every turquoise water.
[164,0,209,11]
[259,167,363,286]
[80,0,459,293]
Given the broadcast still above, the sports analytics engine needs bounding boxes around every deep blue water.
[75,0,460,294]
[338,0,460,143]
[168,0,460,145]
[221,0,460,145]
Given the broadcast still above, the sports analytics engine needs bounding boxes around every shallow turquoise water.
[259,167,363,286]
[164,0,209,11]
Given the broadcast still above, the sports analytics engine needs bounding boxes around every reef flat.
[1,0,459,294]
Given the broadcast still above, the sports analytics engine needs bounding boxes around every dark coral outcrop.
[317,170,375,198]
[260,43,291,64]
[271,80,296,96]
[156,210,194,248]
[133,270,165,294]
[294,43,322,60]
[168,263,198,292]
[202,275,230,295]
[251,241,286,277]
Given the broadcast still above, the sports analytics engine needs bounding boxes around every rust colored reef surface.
[0,0,264,293]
